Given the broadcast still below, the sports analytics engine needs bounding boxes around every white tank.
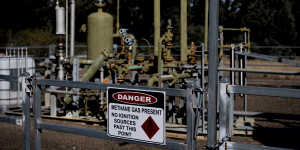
[0,57,35,107]
[55,6,65,35]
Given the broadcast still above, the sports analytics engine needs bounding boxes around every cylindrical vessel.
[88,9,113,60]
[56,6,66,35]
[70,0,75,57]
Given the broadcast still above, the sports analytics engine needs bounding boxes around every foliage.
[11,28,56,46]
[0,0,300,55]
[220,0,298,55]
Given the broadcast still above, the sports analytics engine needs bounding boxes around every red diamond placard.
[141,116,159,139]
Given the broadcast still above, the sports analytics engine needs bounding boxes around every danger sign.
[107,87,166,145]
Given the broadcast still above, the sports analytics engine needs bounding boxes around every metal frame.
[0,74,31,150]
[207,0,219,149]
[32,79,197,150]
[206,0,300,150]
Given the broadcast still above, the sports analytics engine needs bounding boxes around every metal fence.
[32,78,198,150]
[0,74,31,150]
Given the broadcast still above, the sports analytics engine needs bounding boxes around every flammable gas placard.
[107,87,166,145]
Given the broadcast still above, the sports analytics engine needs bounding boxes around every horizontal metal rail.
[218,68,300,75]
[0,115,21,125]
[235,51,300,67]
[36,79,186,97]
[226,141,293,150]
[228,85,300,99]
[0,75,18,81]
[38,122,186,149]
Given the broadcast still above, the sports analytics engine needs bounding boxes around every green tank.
[88,8,113,60]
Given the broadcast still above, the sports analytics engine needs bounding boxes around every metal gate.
[32,78,198,150]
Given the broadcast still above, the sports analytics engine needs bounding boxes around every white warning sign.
[107,87,166,145]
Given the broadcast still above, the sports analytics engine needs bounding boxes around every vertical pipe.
[207,0,219,148]
[22,75,30,150]
[154,0,161,73]
[21,48,24,74]
[239,44,243,88]
[230,44,235,85]
[204,0,209,51]
[180,0,187,62]
[100,67,104,106]
[25,48,28,73]
[17,48,20,105]
[50,94,57,116]
[219,78,230,150]
[116,0,120,33]
[228,93,234,137]
[34,83,42,150]
[9,49,11,105]
[187,87,196,150]
[243,31,248,120]
[70,0,75,57]
[65,0,69,58]
[201,43,205,133]
[154,0,160,56]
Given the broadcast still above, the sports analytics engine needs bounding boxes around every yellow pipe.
[204,0,209,51]
[204,0,209,64]
[116,0,120,34]
[70,57,94,65]
[154,0,160,57]
[180,0,187,62]
[154,0,161,73]
[80,54,105,82]
[147,73,190,87]
[147,75,159,87]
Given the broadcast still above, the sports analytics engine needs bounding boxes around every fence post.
[21,72,31,150]
[207,0,220,148]
[33,78,42,150]
[187,85,197,150]
[218,78,230,150]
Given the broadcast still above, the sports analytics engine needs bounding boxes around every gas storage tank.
[88,5,113,60]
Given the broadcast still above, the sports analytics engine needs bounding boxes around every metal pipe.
[80,54,105,82]
[17,48,20,105]
[154,0,161,73]
[244,32,248,121]
[154,0,160,57]
[70,57,94,64]
[204,0,209,51]
[239,44,243,87]
[231,44,235,85]
[70,0,75,57]
[65,0,69,58]
[147,75,159,87]
[201,43,205,134]
[180,0,187,62]
[147,73,190,87]
[128,65,143,70]
[187,87,196,150]
[100,67,104,106]
[219,79,230,149]
[34,84,42,150]
[25,48,28,72]
[116,0,120,33]
[207,0,219,148]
